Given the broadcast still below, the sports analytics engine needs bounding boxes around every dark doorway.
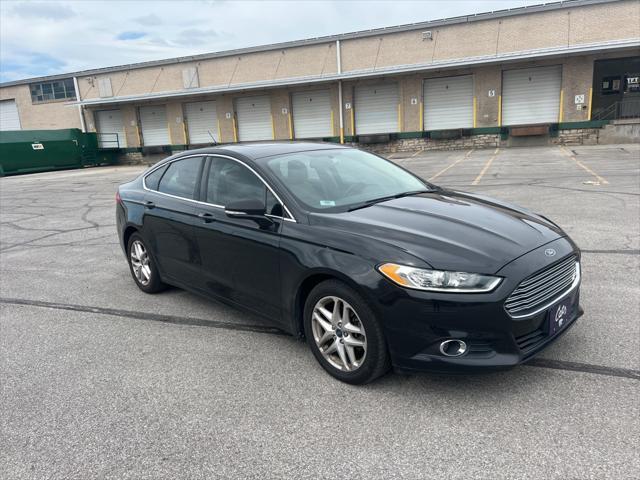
[592,56,640,120]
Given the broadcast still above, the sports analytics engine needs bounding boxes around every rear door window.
[157,156,204,199]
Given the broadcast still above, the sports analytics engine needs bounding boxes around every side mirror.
[225,199,273,227]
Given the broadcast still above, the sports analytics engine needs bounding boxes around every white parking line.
[428,149,474,182]
[559,146,609,185]
[472,148,500,185]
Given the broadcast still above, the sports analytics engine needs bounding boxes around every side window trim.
[142,153,296,223]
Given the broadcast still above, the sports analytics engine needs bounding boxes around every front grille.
[505,255,579,317]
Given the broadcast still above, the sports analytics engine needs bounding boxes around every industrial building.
[1,0,639,157]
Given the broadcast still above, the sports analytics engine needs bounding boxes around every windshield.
[262,149,432,212]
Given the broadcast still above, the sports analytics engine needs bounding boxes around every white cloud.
[0,0,543,83]
[10,1,76,20]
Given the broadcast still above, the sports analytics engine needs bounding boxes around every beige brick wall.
[561,56,595,122]
[399,76,422,132]
[269,90,290,140]
[0,84,81,130]
[473,67,502,128]
[78,43,338,102]
[122,106,141,148]
[70,1,639,105]
[340,1,639,73]
[341,84,356,137]
[215,96,235,143]
[166,102,186,145]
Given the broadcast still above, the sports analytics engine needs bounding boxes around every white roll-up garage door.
[502,65,562,125]
[424,75,473,130]
[292,90,332,139]
[235,95,272,142]
[354,83,398,135]
[0,99,21,131]
[96,110,126,148]
[185,101,218,144]
[139,105,170,146]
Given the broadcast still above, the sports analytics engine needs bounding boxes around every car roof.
[175,141,348,161]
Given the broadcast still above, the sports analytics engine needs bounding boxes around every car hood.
[311,190,565,273]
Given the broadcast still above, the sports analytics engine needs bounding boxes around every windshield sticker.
[320,200,336,207]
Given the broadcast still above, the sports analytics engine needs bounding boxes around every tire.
[303,280,390,384]
[127,233,166,294]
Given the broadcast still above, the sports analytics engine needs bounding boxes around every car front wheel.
[304,280,390,384]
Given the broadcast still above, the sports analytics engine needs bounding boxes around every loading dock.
[354,83,399,135]
[139,106,170,146]
[423,75,474,130]
[291,90,332,139]
[95,110,126,148]
[235,96,272,142]
[185,101,219,144]
[502,65,562,125]
[0,99,21,131]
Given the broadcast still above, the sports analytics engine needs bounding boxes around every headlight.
[378,263,502,293]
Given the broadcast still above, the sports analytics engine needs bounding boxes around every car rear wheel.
[127,233,165,293]
[304,280,390,384]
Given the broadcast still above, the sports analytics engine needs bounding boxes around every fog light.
[439,339,468,357]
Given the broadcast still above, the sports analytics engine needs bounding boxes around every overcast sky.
[1,0,544,83]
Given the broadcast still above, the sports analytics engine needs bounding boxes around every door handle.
[198,212,216,223]
[143,201,155,209]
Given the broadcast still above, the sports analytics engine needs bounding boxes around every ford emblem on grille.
[544,248,556,257]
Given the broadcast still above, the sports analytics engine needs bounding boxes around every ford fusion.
[116,143,582,384]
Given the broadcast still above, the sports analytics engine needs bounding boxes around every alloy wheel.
[130,240,152,286]
[311,296,367,371]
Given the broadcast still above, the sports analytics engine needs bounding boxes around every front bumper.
[376,237,583,374]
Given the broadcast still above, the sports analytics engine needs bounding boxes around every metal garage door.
[235,95,272,142]
[96,109,127,148]
[354,83,398,135]
[502,65,562,125]
[0,99,21,131]
[139,105,170,146]
[424,75,473,130]
[292,90,332,138]
[185,101,218,144]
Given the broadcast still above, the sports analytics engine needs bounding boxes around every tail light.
[116,190,123,204]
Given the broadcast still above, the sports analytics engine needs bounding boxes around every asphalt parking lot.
[1,143,639,479]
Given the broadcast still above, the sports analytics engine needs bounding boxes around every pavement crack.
[81,203,100,229]
[525,358,639,381]
[1,297,638,381]
[580,249,640,255]
[0,297,287,336]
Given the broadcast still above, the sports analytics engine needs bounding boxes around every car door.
[193,155,285,322]
[142,155,205,285]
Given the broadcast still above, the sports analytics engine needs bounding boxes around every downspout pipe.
[336,40,344,144]
[73,76,86,133]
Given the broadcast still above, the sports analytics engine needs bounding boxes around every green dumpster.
[0,128,115,176]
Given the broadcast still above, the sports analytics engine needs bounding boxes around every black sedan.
[116,142,582,384]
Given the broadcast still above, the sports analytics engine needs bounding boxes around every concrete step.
[611,118,640,126]
[598,121,640,144]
